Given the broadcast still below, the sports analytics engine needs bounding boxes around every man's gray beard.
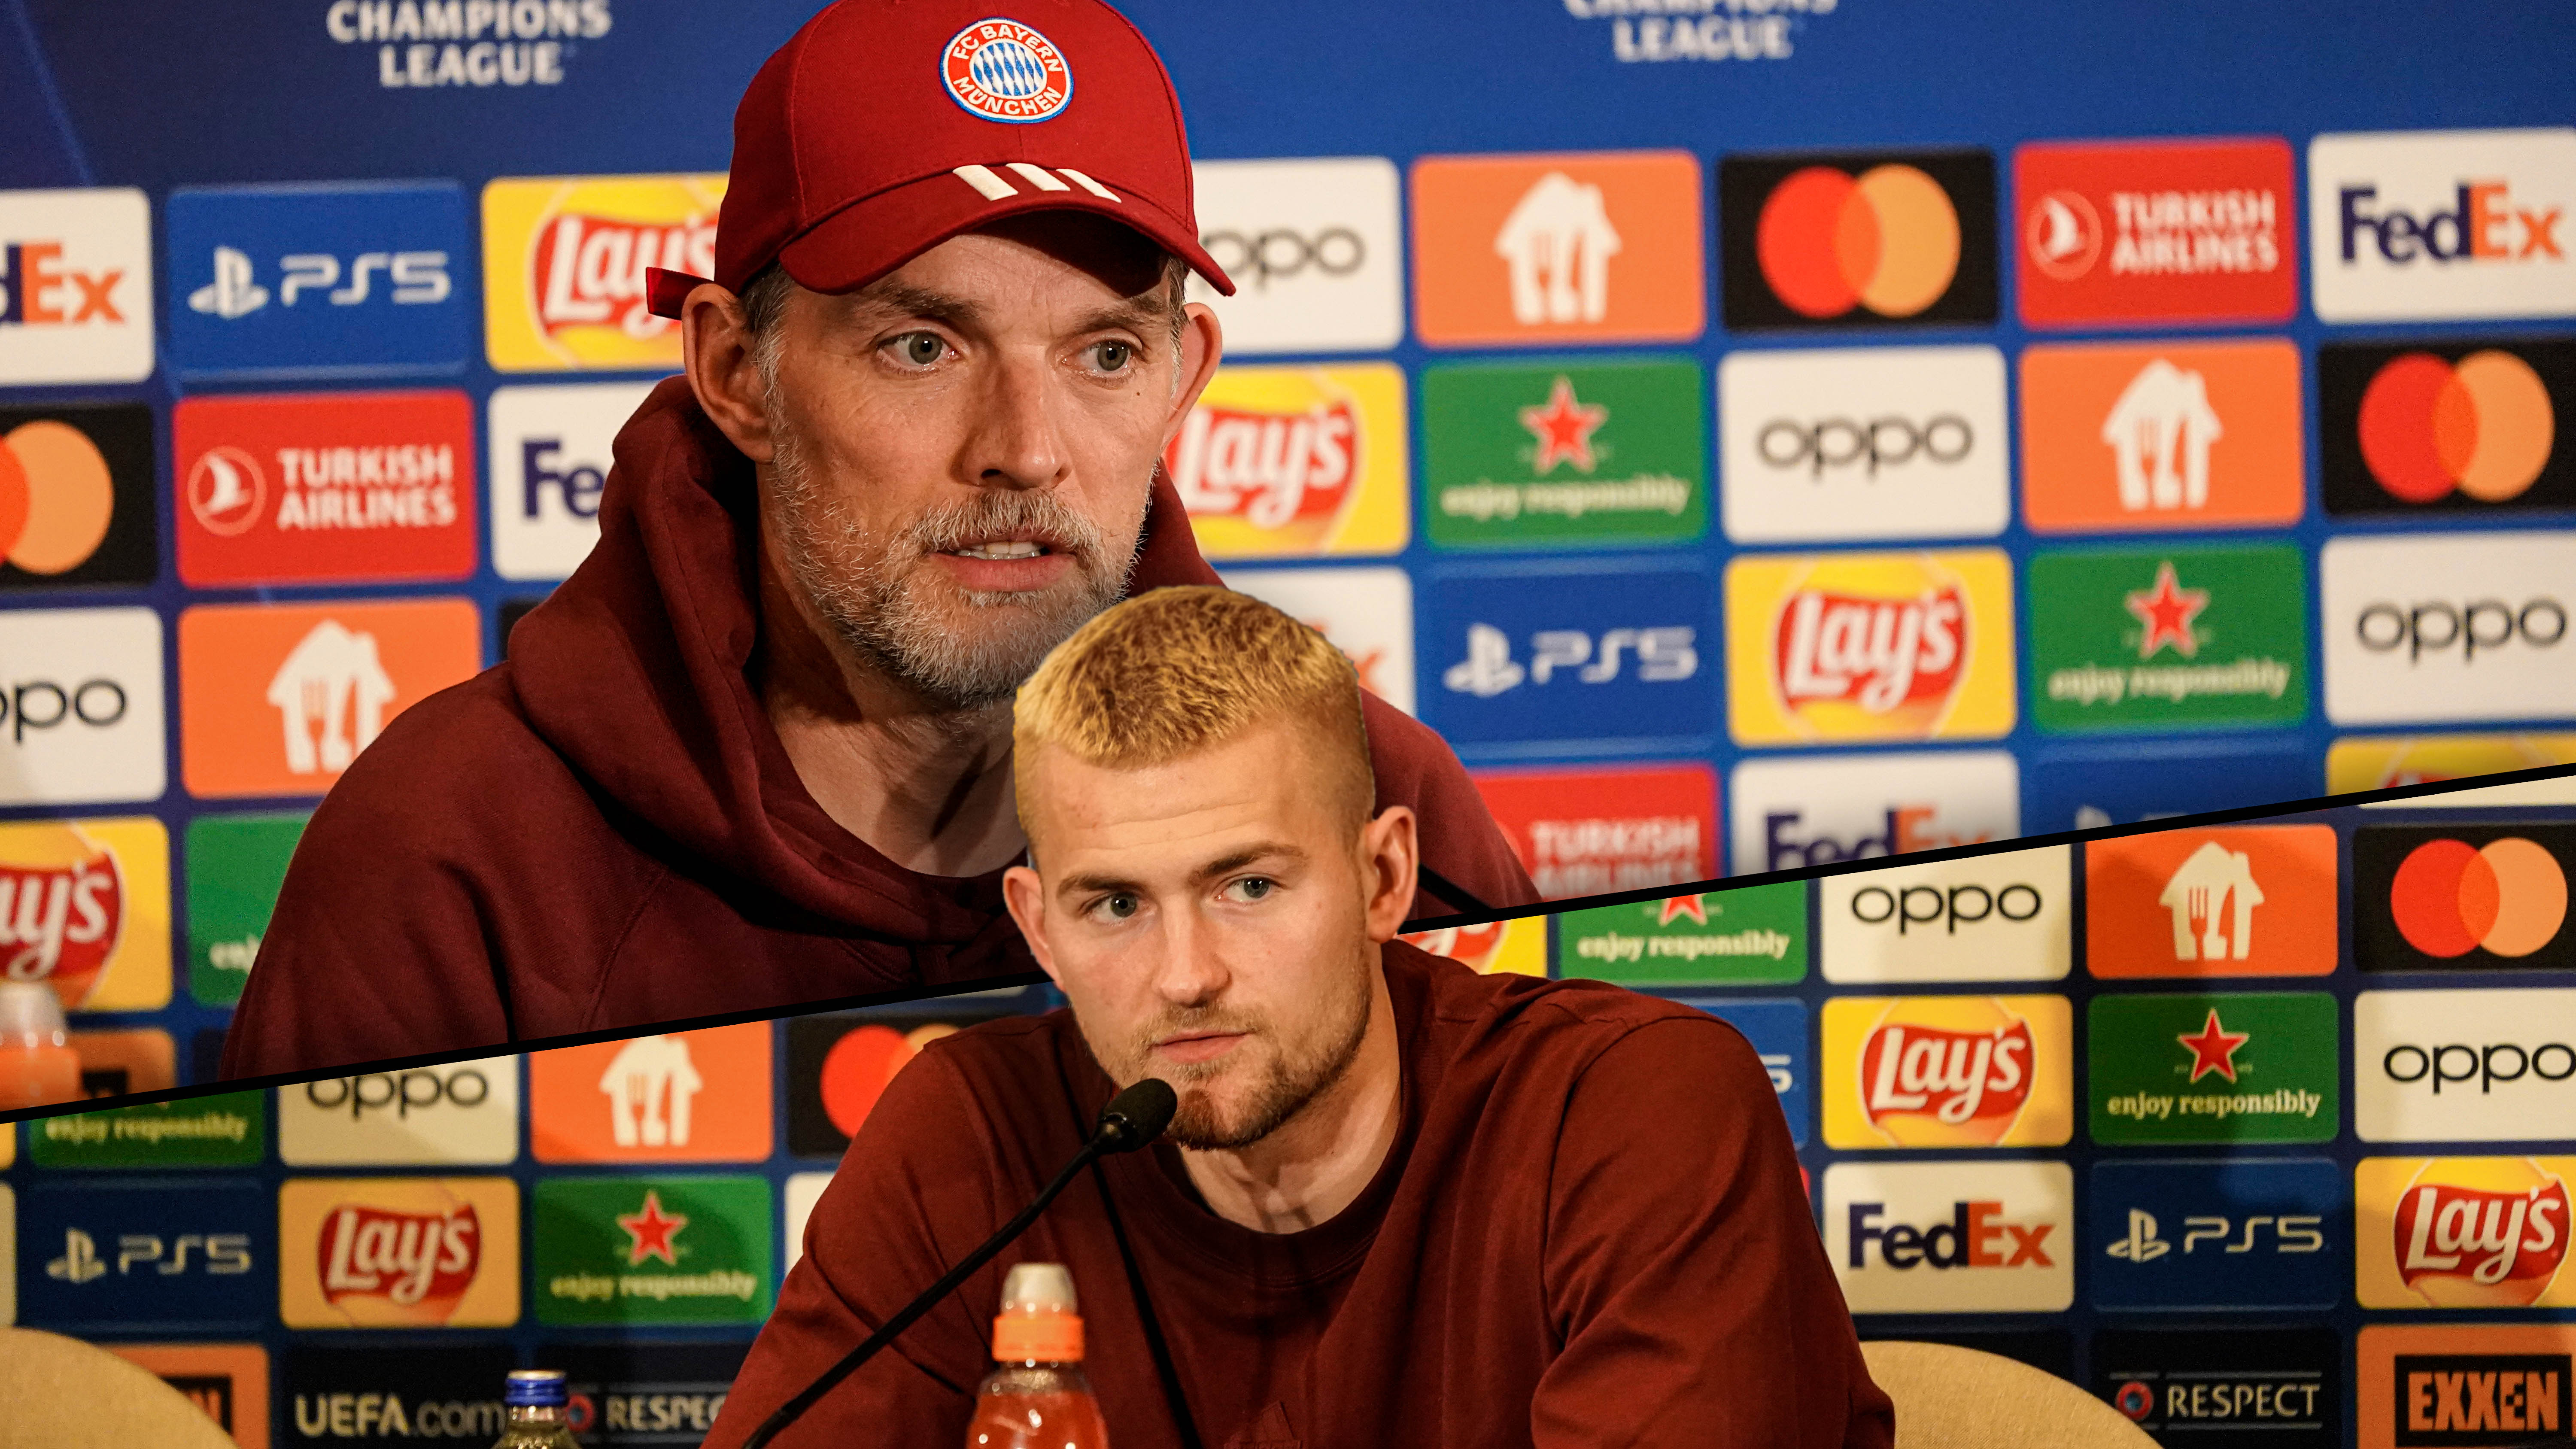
[766,416,1139,711]
[1103,954,1375,1152]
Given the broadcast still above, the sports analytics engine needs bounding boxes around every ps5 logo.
[2103,1207,2326,1263]
[1443,623,1698,698]
[45,1226,255,1282]
[187,245,450,320]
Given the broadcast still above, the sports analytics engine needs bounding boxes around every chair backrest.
[0,1327,239,1449]
[1860,1340,2157,1449]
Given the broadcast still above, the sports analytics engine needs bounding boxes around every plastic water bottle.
[964,1262,1109,1449]
[0,981,80,1110]
[490,1370,579,1448]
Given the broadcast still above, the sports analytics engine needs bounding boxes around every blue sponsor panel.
[1672,996,1810,1145]
[165,181,470,379]
[2088,1158,2342,1312]
[1419,561,1715,756]
[2025,739,2314,834]
[16,1176,271,1331]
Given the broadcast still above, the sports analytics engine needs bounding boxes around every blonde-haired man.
[710,589,1893,1449]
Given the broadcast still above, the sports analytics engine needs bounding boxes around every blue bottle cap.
[505,1369,568,1407]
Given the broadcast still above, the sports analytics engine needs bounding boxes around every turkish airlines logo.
[2015,138,2296,327]
[317,1197,484,1323]
[1470,764,1715,901]
[2395,1160,2569,1306]
[1721,150,1997,330]
[1856,998,2034,1145]
[173,390,476,586]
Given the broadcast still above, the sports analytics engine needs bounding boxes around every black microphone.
[740,1077,1179,1449]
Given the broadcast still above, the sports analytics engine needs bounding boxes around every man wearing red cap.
[220,0,1535,1077]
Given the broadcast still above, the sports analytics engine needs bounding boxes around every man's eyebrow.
[1071,296,1176,339]
[1052,844,1309,902]
[837,282,984,331]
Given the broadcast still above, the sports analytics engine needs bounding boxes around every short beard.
[1101,958,1374,1151]
[764,410,1142,711]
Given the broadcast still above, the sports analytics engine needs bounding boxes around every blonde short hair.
[1013,586,1374,841]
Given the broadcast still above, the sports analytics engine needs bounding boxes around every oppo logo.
[2383,1042,2576,1095]
[2355,598,2567,662]
[1757,415,1973,477]
[1,677,128,743]
[1199,227,1364,290]
[303,1066,493,1118]
[1848,881,2043,935]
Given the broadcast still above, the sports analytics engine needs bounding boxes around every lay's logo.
[1728,550,2014,746]
[1169,365,1408,559]
[280,1176,519,1327]
[2361,1157,2576,1310]
[1823,995,2072,1148]
[483,176,726,372]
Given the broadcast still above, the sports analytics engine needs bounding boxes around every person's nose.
[1147,902,1231,1011]
[960,347,1068,492]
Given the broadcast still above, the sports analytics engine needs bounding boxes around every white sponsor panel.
[1719,345,2010,543]
[1729,750,2020,876]
[278,1057,521,1166]
[487,381,658,580]
[1187,158,1403,355]
[2363,775,2576,808]
[0,188,155,385]
[2309,128,2576,322]
[0,608,166,806]
[1824,1159,2075,1313]
[784,1171,833,1274]
[1219,565,1416,715]
[1820,845,2072,983]
[2321,532,2576,725]
[2357,988,2576,1144]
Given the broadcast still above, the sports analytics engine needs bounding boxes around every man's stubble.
[1097,940,1376,1152]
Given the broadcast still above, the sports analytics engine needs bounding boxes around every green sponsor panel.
[2027,544,2308,735]
[27,1091,266,1167]
[1422,357,1707,550]
[533,1175,772,1327]
[185,811,308,1007]
[2088,992,2338,1145]
[1552,879,1807,986]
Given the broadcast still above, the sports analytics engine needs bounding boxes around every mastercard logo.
[2390,836,2569,959]
[2359,350,2555,504]
[1756,165,1962,320]
[0,420,115,574]
[817,1021,958,1136]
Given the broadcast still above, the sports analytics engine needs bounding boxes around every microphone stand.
[740,1078,1179,1449]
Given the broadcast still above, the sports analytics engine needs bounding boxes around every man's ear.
[1002,863,1066,987]
[1160,300,1224,451]
[1360,805,1419,944]
[680,280,777,464]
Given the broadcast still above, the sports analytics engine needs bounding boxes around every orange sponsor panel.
[2358,1322,2576,1448]
[107,1344,270,1449]
[1410,151,1705,347]
[2086,824,2338,977]
[178,599,480,800]
[529,1022,772,1163]
[2020,338,2305,532]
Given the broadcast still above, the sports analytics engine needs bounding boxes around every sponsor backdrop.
[6,785,2576,1448]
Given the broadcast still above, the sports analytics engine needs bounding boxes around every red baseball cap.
[645,0,1234,319]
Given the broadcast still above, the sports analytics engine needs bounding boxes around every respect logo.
[1410,151,1704,347]
[1821,994,2072,1149]
[2027,544,2309,735]
[178,599,480,799]
[279,1176,520,1328]
[2088,992,2341,1145]
[1421,358,1705,551]
[2086,826,2338,978]
[1727,550,2014,746]
[1720,150,1998,330]
[482,175,724,371]
[0,403,158,590]
[2015,137,2297,328]
[2320,339,2573,518]
[2021,338,2304,532]
[0,817,168,1012]
[1166,365,1406,558]
[2357,1157,2576,1310]
[1550,878,1806,988]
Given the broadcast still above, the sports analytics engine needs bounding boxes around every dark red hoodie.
[219,379,1535,1079]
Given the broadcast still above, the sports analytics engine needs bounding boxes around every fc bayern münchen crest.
[942,18,1072,123]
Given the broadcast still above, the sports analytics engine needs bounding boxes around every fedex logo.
[0,189,155,385]
[1731,750,2017,876]
[2311,129,2576,322]
[1823,1160,2074,1312]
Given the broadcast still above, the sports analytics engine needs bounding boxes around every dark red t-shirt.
[707,943,1894,1449]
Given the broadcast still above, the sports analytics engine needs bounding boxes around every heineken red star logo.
[617,1190,689,1266]
[2175,1008,2251,1084]
[1519,376,1608,474]
[2125,560,2210,660]
[1658,893,1708,925]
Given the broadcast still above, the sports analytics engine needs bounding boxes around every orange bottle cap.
[992,1308,1085,1363]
